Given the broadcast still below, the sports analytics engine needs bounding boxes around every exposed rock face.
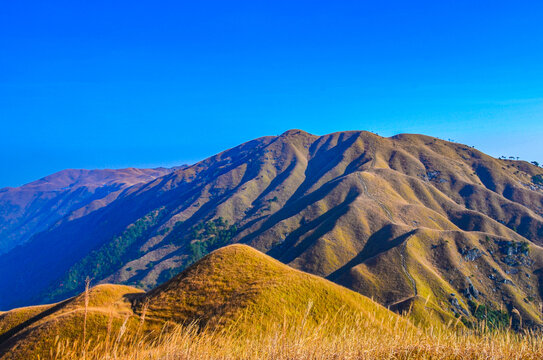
[462,248,483,261]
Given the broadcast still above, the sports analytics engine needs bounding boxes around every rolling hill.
[0,245,407,359]
[1,129,543,329]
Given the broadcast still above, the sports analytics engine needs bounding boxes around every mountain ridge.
[1,129,542,329]
[0,167,180,254]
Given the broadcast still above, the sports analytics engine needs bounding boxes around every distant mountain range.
[0,167,181,254]
[1,129,542,328]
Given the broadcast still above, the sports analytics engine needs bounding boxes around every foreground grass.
[45,305,543,360]
[19,246,543,359]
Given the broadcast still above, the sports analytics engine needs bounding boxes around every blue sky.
[1,1,542,188]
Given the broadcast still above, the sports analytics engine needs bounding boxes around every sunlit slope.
[136,244,408,332]
[0,284,143,360]
[331,227,543,327]
[1,130,542,328]
[0,245,407,359]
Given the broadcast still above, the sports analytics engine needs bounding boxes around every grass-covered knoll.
[0,246,407,359]
[137,244,406,333]
[0,284,143,360]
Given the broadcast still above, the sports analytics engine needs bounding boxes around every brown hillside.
[1,129,542,328]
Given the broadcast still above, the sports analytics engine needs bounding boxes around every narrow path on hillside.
[399,237,417,297]
[357,173,394,222]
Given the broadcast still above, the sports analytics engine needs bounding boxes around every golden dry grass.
[35,246,543,360]
[0,285,143,360]
[47,305,543,360]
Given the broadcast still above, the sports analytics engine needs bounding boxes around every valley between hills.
[1,129,543,359]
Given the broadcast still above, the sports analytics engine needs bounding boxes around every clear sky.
[1,1,542,188]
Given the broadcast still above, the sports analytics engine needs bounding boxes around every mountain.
[0,167,179,254]
[1,129,542,329]
[0,245,406,359]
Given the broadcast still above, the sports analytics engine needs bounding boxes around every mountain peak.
[279,129,313,138]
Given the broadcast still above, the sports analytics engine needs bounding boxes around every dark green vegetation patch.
[468,300,510,329]
[186,218,239,264]
[532,174,543,186]
[45,208,167,301]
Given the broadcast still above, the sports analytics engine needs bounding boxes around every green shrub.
[468,300,510,329]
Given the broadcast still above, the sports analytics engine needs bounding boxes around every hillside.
[0,167,177,254]
[0,245,406,359]
[136,244,405,331]
[0,284,142,359]
[1,129,543,329]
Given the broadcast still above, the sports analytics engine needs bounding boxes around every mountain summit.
[1,130,542,328]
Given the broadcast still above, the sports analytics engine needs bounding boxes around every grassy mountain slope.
[136,244,406,332]
[1,130,542,329]
[0,245,407,359]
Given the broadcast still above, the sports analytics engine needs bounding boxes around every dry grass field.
[47,307,543,360]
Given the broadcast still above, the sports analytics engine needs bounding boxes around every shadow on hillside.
[328,225,416,281]
[0,298,73,353]
[268,187,360,265]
